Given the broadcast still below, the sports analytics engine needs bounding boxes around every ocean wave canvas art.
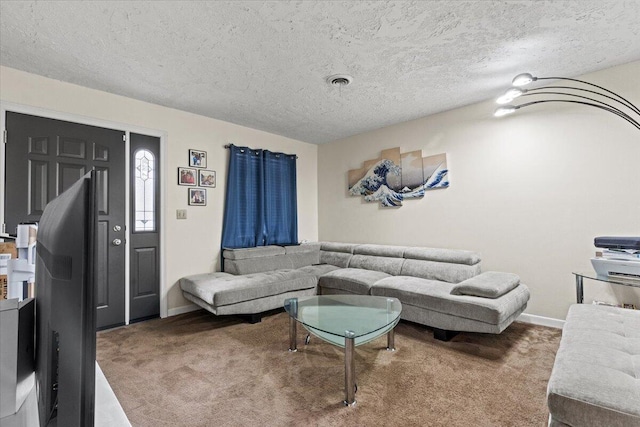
[348,147,449,208]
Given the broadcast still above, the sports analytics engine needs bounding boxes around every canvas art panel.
[401,150,425,196]
[422,153,449,189]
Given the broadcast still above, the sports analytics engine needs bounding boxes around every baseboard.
[517,312,565,329]
[167,304,201,317]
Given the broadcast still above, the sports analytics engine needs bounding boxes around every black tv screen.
[35,171,97,427]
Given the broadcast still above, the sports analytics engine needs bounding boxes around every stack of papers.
[598,249,640,262]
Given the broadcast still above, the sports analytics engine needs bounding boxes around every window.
[134,149,155,232]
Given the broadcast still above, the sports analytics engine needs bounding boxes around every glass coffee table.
[284,295,402,406]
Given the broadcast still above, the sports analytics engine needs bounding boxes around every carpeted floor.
[97,310,561,427]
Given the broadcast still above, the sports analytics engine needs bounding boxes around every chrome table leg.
[344,331,356,406]
[576,275,584,304]
[289,315,297,352]
[387,328,395,351]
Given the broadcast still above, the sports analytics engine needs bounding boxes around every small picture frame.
[188,188,206,206]
[178,167,197,186]
[189,149,207,168]
[199,170,216,187]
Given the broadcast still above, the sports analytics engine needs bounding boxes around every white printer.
[591,236,640,278]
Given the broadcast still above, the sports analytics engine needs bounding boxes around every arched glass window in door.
[134,149,155,231]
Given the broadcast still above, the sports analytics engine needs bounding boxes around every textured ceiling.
[1,1,639,144]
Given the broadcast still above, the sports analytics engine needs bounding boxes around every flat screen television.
[35,171,97,427]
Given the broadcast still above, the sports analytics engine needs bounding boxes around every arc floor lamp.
[494,73,640,131]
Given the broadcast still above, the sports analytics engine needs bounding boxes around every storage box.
[0,242,17,259]
[0,276,6,300]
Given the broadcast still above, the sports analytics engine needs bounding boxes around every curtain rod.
[224,144,298,159]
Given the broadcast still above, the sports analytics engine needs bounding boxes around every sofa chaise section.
[180,270,317,319]
[371,274,529,337]
[180,244,329,321]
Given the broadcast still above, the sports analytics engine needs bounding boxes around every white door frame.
[0,101,168,322]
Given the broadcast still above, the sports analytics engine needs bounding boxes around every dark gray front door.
[129,133,160,322]
[5,112,126,329]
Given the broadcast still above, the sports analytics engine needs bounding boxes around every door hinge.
[123,134,126,142]
[3,130,7,144]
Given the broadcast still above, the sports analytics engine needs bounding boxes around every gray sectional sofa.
[179,242,530,340]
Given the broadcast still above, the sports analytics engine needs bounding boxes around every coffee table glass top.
[284,295,402,347]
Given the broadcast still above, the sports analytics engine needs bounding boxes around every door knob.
[112,238,122,246]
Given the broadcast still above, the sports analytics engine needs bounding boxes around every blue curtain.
[221,145,297,249]
[264,150,297,245]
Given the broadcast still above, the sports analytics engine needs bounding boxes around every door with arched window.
[130,133,161,322]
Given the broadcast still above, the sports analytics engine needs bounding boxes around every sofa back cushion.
[400,259,481,283]
[353,244,407,258]
[349,254,404,276]
[319,242,357,268]
[223,245,285,260]
[223,244,320,275]
[400,247,481,283]
[403,247,480,266]
[224,255,293,275]
[284,243,321,268]
[319,242,482,283]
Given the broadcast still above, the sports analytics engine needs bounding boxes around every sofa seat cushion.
[547,304,640,427]
[318,268,390,294]
[451,271,520,298]
[371,276,530,325]
[180,270,317,307]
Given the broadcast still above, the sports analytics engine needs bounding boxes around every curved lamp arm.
[495,100,640,130]
[513,73,640,115]
[525,86,638,115]
[520,91,635,120]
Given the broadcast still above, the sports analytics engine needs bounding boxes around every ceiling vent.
[326,74,353,87]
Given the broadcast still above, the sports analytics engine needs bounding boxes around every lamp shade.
[497,88,525,104]
[494,105,518,117]
[512,73,535,87]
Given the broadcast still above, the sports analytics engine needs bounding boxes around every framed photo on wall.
[189,149,207,168]
[199,170,216,187]
[189,188,206,206]
[178,167,197,186]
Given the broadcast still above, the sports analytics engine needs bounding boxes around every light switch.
[176,209,187,220]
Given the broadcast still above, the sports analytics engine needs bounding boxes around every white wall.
[0,66,319,314]
[318,61,640,321]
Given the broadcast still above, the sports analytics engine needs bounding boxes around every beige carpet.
[97,310,561,427]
